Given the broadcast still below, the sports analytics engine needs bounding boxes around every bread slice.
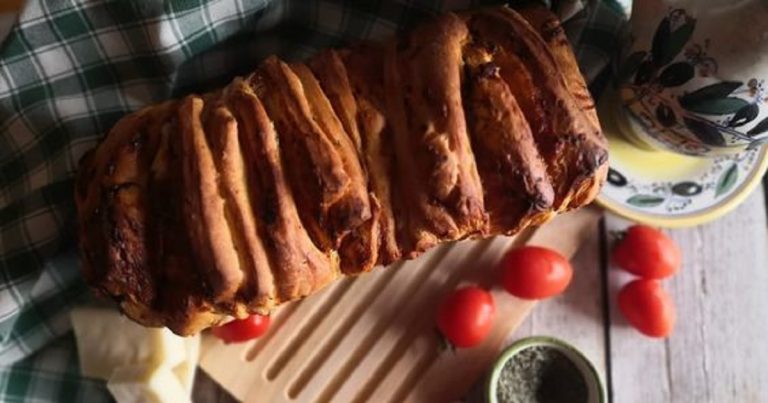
[463,8,607,211]
[383,12,487,257]
[228,79,340,306]
[462,47,555,234]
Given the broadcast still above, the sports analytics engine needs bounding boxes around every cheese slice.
[70,306,202,401]
[173,335,200,392]
[107,364,191,403]
[70,307,186,380]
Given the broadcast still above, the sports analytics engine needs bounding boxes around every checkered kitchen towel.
[0,0,626,400]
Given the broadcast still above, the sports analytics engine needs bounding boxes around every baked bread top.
[75,5,607,335]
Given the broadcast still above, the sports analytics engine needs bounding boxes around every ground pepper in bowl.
[496,345,588,403]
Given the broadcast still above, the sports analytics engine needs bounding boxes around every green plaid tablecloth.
[0,0,626,400]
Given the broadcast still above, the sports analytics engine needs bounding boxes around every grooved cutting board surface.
[199,207,600,403]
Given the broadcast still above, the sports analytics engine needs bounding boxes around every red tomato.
[498,246,573,300]
[212,314,271,343]
[436,286,496,348]
[612,225,681,279]
[618,279,676,338]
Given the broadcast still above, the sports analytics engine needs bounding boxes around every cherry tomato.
[618,279,676,338]
[436,286,496,348]
[498,246,573,300]
[612,225,681,279]
[212,314,271,343]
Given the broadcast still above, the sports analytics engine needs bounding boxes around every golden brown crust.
[517,4,597,128]
[289,62,372,244]
[463,55,555,234]
[252,57,372,255]
[384,13,487,256]
[148,112,227,334]
[307,49,384,274]
[516,4,608,205]
[228,78,340,303]
[203,104,276,311]
[463,8,607,212]
[308,50,364,156]
[251,57,349,250]
[74,6,607,335]
[178,96,243,303]
[341,45,402,266]
[76,109,156,320]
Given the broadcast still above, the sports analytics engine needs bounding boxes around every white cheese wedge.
[107,364,191,403]
[172,334,200,392]
[70,307,186,380]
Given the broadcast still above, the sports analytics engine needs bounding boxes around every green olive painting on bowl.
[614,1,768,157]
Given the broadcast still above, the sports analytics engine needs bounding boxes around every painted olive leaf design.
[747,115,768,136]
[715,164,738,197]
[627,195,665,208]
[634,60,656,85]
[618,51,648,83]
[679,81,747,115]
[666,21,696,65]
[655,103,677,127]
[680,97,749,115]
[729,103,759,127]
[651,16,670,66]
[659,62,694,87]
[651,15,696,67]
[683,117,725,146]
[679,81,742,105]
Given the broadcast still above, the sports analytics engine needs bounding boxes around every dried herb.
[496,346,588,403]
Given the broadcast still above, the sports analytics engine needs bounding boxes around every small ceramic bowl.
[615,3,768,157]
[485,336,605,403]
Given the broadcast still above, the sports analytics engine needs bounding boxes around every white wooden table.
[194,183,768,402]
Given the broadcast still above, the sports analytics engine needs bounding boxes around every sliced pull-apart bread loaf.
[75,5,607,335]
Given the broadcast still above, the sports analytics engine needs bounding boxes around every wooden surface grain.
[196,185,768,403]
[606,186,768,403]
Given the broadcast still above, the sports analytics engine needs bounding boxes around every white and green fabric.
[0,0,626,400]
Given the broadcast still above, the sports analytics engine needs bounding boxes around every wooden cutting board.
[199,207,601,403]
